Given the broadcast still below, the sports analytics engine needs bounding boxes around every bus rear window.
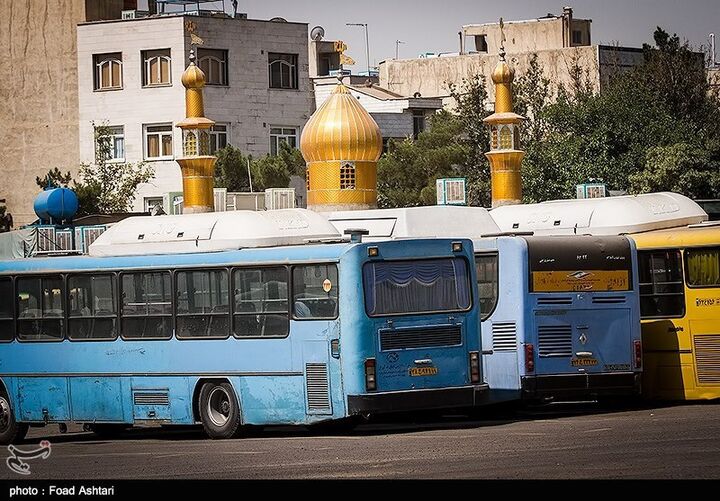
[638,250,685,318]
[363,258,471,317]
[686,247,720,287]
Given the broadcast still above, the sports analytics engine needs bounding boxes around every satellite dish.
[270,17,287,22]
[310,25,325,41]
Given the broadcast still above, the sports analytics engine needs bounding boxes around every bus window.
[16,276,64,341]
[363,257,472,317]
[292,264,339,320]
[686,247,720,287]
[638,250,685,318]
[233,267,289,338]
[475,254,498,320]
[68,275,117,340]
[176,270,229,338]
[121,272,172,339]
[0,278,13,341]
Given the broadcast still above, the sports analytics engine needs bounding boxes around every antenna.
[311,25,325,41]
[395,39,405,59]
[711,33,717,67]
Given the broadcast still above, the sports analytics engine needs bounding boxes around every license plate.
[571,358,598,367]
[409,367,439,376]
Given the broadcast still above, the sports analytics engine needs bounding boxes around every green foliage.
[214,142,302,193]
[36,168,73,190]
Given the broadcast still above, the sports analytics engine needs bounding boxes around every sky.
[146,0,720,67]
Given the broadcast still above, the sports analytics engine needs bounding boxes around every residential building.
[379,7,645,107]
[0,0,130,226]
[77,12,313,213]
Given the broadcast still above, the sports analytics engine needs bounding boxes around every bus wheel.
[0,392,28,445]
[88,423,131,438]
[199,382,242,439]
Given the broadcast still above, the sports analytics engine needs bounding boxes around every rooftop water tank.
[33,188,79,223]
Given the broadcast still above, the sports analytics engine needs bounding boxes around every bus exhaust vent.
[306,363,331,410]
[538,325,573,357]
[537,296,573,305]
[133,391,170,406]
[492,322,517,351]
[592,296,626,304]
[694,335,720,384]
[379,325,461,351]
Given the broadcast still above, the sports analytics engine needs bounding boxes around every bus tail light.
[634,340,642,369]
[525,343,535,373]
[365,358,377,392]
[469,351,481,383]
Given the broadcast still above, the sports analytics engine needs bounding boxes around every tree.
[214,145,252,192]
[36,168,73,190]
[214,142,300,193]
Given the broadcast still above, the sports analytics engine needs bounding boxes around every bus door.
[291,264,341,416]
[362,257,472,392]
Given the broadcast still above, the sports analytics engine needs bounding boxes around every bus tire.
[199,382,242,439]
[0,392,28,445]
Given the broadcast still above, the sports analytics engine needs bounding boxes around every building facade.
[77,13,313,213]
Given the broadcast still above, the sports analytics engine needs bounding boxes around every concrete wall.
[464,18,565,55]
[0,0,87,226]
[78,15,312,213]
[380,46,601,109]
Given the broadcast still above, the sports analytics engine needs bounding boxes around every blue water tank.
[33,188,79,223]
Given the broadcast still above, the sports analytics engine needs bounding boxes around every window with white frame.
[270,127,297,155]
[198,48,228,86]
[95,125,125,162]
[209,124,229,154]
[142,49,172,86]
[93,53,123,90]
[268,53,298,89]
[144,124,174,160]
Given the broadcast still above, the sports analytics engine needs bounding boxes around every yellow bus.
[631,223,720,400]
[490,192,719,400]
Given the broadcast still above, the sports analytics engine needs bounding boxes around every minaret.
[300,82,383,212]
[176,50,216,214]
[484,19,525,208]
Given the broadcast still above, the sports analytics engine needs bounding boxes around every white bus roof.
[89,209,342,257]
[325,206,501,241]
[490,192,708,236]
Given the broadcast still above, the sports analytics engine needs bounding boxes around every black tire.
[88,423,131,438]
[0,391,28,445]
[199,382,243,439]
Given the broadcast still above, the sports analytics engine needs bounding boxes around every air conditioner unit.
[576,183,607,199]
[265,188,296,210]
[55,230,73,251]
[75,226,107,254]
[164,192,184,215]
[36,226,56,253]
[436,178,466,206]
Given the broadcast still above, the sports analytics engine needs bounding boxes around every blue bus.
[327,206,643,404]
[0,210,487,443]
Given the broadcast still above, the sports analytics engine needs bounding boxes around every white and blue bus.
[328,206,643,404]
[0,209,487,443]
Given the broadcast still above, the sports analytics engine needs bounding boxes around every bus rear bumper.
[521,372,641,400]
[347,384,489,415]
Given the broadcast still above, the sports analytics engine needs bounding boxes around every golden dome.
[300,84,383,163]
[491,60,514,85]
[181,60,206,89]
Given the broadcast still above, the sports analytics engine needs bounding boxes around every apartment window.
[96,125,125,162]
[209,124,229,154]
[144,197,164,214]
[142,49,172,86]
[144,124,174,160]
[572,30,583,45]
[198,48,228,86]
[93,52,123,90]
[268,53,298,89]
[270,127,297,155]
[475,35,488,53]
[412,110,426,139]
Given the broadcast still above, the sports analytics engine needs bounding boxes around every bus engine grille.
[379,325,462,351]
[538,325,573,357]
[492,322,518,351]
[306,363,331,410]
[694,335,720,384]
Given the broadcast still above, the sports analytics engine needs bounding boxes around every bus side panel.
[16,377,71,422]
[69,377,127,422]
[479,238,525,402]
[130,376,193,424]
[230,375,308,425]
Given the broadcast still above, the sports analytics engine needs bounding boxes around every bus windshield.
[362,257,471,316]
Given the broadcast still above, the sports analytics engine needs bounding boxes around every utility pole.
[346,22,370,75]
